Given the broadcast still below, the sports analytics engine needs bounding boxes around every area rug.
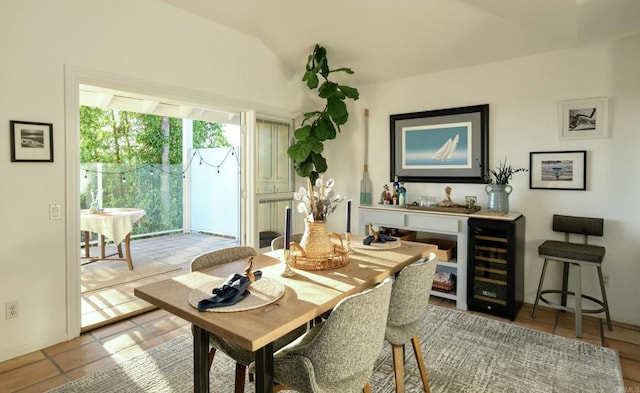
[47,305,624,393]
[81,257,180,293]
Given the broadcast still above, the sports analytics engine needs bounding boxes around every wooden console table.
[359,205,523,312]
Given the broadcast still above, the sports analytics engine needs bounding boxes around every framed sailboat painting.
[390,104,489,183]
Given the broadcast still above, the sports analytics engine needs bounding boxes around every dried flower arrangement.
[482,157,528,185]
[294,177,344,222]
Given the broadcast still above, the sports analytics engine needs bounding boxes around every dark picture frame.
[10,120,54,162]
[529,150,586,190]
[390,104,489,183]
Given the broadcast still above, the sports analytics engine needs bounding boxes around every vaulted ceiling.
[156,0,640,85]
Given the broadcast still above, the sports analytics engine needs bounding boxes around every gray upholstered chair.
[532,214,612,338]
[261,278,394,393]
[385,253,437,393]
[270,233,303,251]
[190,246,307,393]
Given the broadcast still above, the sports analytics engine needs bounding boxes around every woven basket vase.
[299,220,334,259]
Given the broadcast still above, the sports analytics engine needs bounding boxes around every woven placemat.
[350,239,402,251]
[188,277,285,313]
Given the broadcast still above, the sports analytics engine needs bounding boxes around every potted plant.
[287,44,360,184]
[482,158,528,213]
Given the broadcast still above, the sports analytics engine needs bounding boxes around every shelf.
[431,290,457,301]
[436,260,457,268]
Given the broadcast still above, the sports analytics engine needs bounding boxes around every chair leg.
[391,344,405,393]
[532,259,549,318]
[597,266,613,331]
[574,263,583,338]
[363,382,372,393]
[234,363,246,393]
[561,262,570,308]
[207,347,216,370]
[411,334,431,393]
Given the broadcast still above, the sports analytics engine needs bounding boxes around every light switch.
[49,204,61,220]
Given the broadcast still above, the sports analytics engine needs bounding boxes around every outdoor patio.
[81,233,239,331]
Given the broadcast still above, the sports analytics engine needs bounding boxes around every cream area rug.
[47,305,624,393]
[81,257,180,293]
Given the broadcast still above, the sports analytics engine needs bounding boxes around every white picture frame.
[558,97,608,140]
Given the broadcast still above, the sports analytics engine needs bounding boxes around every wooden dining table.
[134,239,434,393]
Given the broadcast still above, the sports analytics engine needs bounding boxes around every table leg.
[193,325,210,393]
[254,342,274,393]
[83,231,91,258]
[100,235,106,259]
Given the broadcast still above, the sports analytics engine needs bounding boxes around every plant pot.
[300,220,334,259]
[485,184,512,213]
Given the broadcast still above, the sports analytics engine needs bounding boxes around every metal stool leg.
[574,263,582,338]
[597,266,613,331]
[532,259,549,318]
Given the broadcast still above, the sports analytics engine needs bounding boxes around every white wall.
[0,0,304,362]
[325,33,640,326]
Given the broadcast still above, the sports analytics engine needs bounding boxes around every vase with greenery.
[287,44,360,184]
[482,158,528,213]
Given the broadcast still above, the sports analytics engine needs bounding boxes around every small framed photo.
[10,120,54,162]
[529,150,586,190]
[558,97,608,140]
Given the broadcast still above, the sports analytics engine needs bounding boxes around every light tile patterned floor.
[1,234,638,392]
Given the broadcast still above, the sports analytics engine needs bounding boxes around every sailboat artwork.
[432,134,459,161]
[401,122,471,169]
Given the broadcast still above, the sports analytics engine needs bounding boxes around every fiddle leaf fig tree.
[287,44,359,184]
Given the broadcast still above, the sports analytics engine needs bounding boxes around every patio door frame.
[64,65,295,339]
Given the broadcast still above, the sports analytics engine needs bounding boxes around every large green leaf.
[310,152,327,173]
[312,117,331,141]
[319,115,337,140]
[339,85,360,100]
[308,136,324,154]
[296,158,314,178]
[287,142,311,162]
[318,81,338,98]
[294,124,311,141]
[305,73,319,89]
[327,97,348,125]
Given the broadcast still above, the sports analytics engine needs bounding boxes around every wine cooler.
[467,216,525,320]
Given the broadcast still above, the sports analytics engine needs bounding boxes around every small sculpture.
[380,184,391,204]
[438,186,457,207]
[363,224,397,245]
[244,256,256,283]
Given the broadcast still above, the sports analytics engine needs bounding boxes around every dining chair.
[259,277,394,393]
[385,252,438,393]
[190,246,307,393]
[270,233,303,251]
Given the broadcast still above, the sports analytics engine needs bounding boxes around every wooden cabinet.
[359,206,469,310]
[467,216,525,320]
[359,206,525,313]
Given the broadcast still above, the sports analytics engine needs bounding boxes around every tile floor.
[1,234,638,392]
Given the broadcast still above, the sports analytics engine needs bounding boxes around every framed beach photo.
[558,97,608,140]
[389,104,489,183]
[10,120,54,162]
[529,150,586,190]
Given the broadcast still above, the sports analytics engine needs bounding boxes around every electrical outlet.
[5,301,19,319]
[603,273,610,288]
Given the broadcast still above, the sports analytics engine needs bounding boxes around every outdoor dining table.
[134,238,434,393]
[80,208,146,270]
